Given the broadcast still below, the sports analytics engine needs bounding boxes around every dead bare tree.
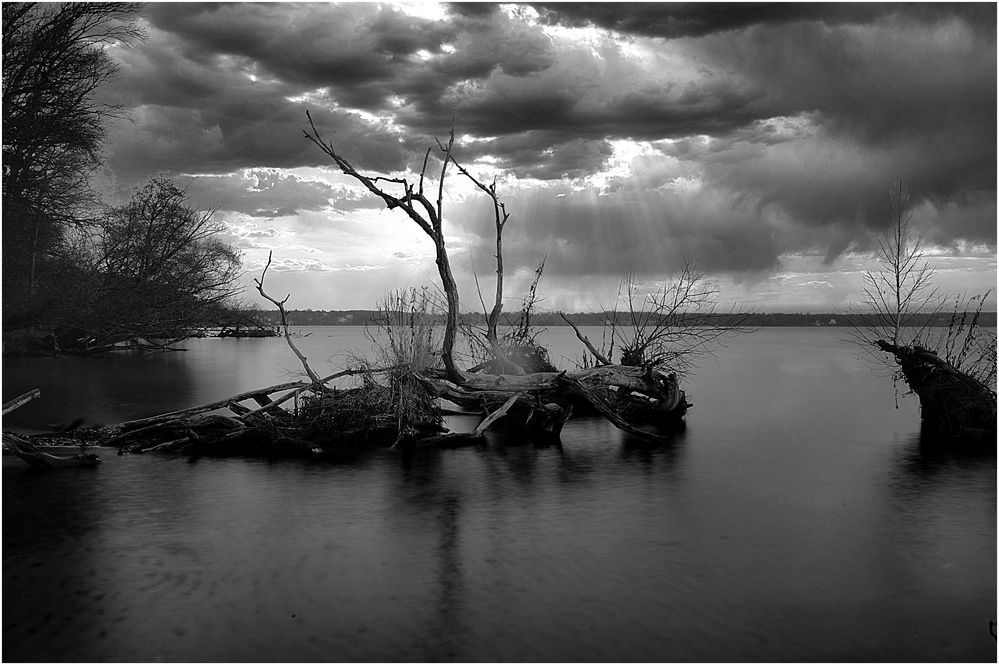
[306,112,531,378]
[304,112,690,440]
[853,182,938,352]
[448,160,523,373]
[304,111,464,382]
[254,251,326,389]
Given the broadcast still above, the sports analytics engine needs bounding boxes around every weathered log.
[110,412,247,448]
[251,394,273,407]
[112,380,311,431]
[875,341,997,441]
[239,387,309,420]
[141,435,193,454]
[3,388,41,415]
[412,432,484,448]
[441,364,677,397]
[423,364,688,430]
[228,401,253,416]
[22,357,687,460]
[2,433,101,469]
[555,375,666,443]
[112,368,366,433]
[473,392,522,434]
[186,427,320,458]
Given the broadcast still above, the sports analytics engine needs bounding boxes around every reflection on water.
[2,353,203,432]
[3,328,996,661]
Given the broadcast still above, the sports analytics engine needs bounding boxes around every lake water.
[2,327,996,661]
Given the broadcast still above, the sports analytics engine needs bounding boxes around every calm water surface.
[3,327,996,661]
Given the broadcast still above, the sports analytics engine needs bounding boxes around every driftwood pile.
[2,389,101,468]
[2,360,690,466]
[127,363,687,454]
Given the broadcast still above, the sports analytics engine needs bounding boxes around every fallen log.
[411,431,485,448]
[112,380,313,431]
[3,388,41,415]
[10,357,689,460]
[111,367,369,434]
[440,364,666,393]
[555,375,666,443]
[2,433,101,469]
[118,413,248,451]
[875,340,996,442]
[423,363,688,432]
[0,389,102,469]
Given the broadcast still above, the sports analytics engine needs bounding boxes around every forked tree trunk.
[434,234,462,380]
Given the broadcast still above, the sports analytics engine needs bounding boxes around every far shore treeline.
[254,309,998,328]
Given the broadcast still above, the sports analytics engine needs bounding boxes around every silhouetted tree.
[853,182,938,351]
[2,2,141,322]
[304,112,466,380]
[561,262,754,378]
[852,182,995,441]
[53,179,243,352]
[303,112,691,440]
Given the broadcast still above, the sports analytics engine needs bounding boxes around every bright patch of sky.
[98,2,995,311]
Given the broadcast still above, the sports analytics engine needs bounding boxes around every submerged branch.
[473,392,522,434]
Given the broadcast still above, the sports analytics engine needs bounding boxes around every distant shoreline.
[255,310,997,328]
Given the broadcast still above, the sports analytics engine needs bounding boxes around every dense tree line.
[2,4,246,354]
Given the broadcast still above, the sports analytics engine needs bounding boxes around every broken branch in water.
[3,388,41,415]
[473,392,522,434]
[254,251,326,388]
[560,312,611,366]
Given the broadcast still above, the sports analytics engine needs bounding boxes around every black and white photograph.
[2,2,996,662]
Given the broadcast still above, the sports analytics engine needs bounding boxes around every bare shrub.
[852,182,939,355]
[579,262,752,378]
[926,291,996,390]
[852,182,995,390]
[463,258,557,373]
[371,286,443,371]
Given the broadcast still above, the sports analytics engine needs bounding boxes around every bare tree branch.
[560,311,611,365]
[254,251,326,388]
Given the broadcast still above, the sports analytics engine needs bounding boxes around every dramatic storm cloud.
[97,2,996,310]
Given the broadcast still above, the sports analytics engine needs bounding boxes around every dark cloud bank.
[102,2,996,279]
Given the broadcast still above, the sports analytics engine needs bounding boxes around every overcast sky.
[97,2,997,312]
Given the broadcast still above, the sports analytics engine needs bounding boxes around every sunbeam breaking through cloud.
[94,2,996,311]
